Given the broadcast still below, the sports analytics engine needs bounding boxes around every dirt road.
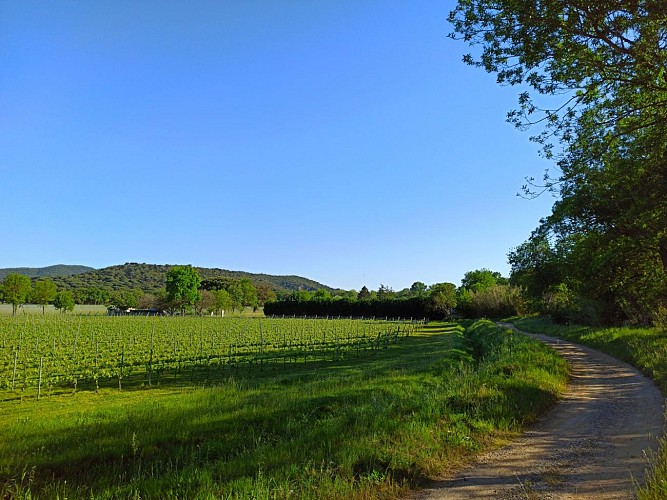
[413,324,665,499]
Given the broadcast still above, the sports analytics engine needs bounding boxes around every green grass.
[0,304,108,315]
[0,320,568,499]
[512,317,667,500]
[0,304,261,316]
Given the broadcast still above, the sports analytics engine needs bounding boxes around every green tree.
[357,286,371,300]
[33,279,57,314]
[337,289,358,301]
[238,278,259,310]
[53,290,75,313]
[450,0,667,323]
[256,283,277,307]
[409,281,428,297]
[428,283,457,319]
[2,273,32,316]
[460,269,505,292]
[377,284,396,301]
[76,287,110,305]
[313,289,332,302]
[194,289,217,315]
[109,290,141,310]
[166,265,201,314]
[214,289,234,316]
[449,1,667,168]
[200,276,237,291]
[508,231,564,304]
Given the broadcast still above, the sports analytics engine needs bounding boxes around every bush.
[464,285,525,319]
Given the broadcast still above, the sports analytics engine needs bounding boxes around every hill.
[49,263,331,294]
[0,265,94,280]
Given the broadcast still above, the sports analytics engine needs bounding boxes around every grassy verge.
[0,320,568,499]
[512,316,667,499]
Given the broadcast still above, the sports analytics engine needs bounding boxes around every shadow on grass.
[1,323,466,401]
[1,324,471,494]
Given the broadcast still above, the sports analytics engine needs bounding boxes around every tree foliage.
[166,266,201,314]
[460,269,507,292]
[451,0,667,324]
[200,276,259,312]
[109,290,142,310]
[51,263,327,296]
[357,286,371,300]
[33,279,57,314]
[265,284,456,319]
[53,291,75,313]
[2,273,32,316]
[449,1,667,162]
[427,283,457,318]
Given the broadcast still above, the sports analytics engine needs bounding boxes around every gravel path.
[412,323,665,499]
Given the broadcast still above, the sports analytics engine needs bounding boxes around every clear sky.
[1,1,555,291]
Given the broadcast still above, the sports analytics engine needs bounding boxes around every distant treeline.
[3,266,534,322]
[265,273,527,321]
[264,283,461,320]
[265,296,432,319]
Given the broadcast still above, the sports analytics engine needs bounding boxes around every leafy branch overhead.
[450,1,667,159]
[450,0,667,325]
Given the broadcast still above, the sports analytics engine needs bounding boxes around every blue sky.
[1,1,555,291]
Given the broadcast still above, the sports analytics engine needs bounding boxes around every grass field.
[0,304,264,317]
[512,317,667,500]
[0,304,108,315]
[0,318,568,499]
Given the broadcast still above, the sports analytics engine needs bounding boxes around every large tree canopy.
[449,1,667,156]
[166,266,201,314]
[451,0,667,323]
[2,273,32,316]
[53,290,75,313]
[33,279,58,314]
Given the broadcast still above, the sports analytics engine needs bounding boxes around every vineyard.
[0,315,423,398]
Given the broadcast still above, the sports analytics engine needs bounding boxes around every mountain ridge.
[0,263,331,293]
[0,265,94,280]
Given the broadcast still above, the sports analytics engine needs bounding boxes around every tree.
[109,290,141,310]
[450,1,667,323]
[338,289,358,301]
[460,269,506,292]
[200,276,237,291]
[508,230,564,303]
[238,278,259,310]
[377,284,396,301]
[410,281,428,297]
[194,290,217,315]
[313,289,333,302]
[33,279,57,314]
[214,289,234,315]
[2,273,32,316]
[428,283,457,319]
[449,1,667,168]
[357,286,371,300]
[256,283,277,307]
[53,291,75,313]
[75,287,110,305]
[166,265,201,314]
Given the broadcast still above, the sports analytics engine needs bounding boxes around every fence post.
[38,357,43,400]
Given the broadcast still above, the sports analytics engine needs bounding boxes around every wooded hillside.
[46,263,330,294]
[0,265,94,280]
